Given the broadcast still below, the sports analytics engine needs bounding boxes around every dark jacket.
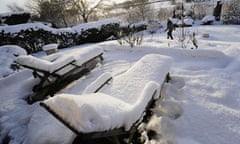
[166,19,175,32]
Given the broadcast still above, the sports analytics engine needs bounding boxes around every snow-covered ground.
[0,24,240,144]
[0,45,27,78]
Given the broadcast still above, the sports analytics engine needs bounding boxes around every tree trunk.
[83,15,88,23]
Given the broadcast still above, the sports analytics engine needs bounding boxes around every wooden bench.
[40,54,173,143]
[15,47,103,104]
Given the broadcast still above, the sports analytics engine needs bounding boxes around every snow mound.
[162,82,185,101]
[0,45,27,56]
[153,100,184,120]
[144,47,227,59]
[23,106,75,144]
[0,45,27,78]
[202,15,215,24]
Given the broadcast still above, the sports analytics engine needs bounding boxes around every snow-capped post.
[191,32,198,49]
[42,43,58,55]
[181,1,185,48]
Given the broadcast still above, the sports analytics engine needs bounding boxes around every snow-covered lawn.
[0,24,240,144]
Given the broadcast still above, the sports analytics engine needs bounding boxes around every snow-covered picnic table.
[14,46,104,103]
[40,54,173,143]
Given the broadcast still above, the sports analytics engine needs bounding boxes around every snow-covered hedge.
[0,19,147,54]
[0,12,30,25]
[0,20,119,53]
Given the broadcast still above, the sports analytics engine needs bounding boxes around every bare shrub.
[174,28,198,49]
[158,8,173,21]
[147,20,162,36]
[122,0,154,24]
[117,31,143,48]
[192,2,214,20]
[222,0,240,24]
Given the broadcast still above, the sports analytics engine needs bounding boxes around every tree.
[120,0,154,23]
[27,0,107,26]
[28,0,55,24]
[132,0,152,21]
[222,0,240,24]
[69,0,105,23]
[27,0,73,27]
[27,0,75,27]
[158,7,173,21]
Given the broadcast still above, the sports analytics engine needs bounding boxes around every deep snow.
[0,24,240,144]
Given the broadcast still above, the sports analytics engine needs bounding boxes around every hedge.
[0,20,147,54]
[0,12,31,25]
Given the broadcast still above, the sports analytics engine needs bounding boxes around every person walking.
[165,18,175,40]
[192,32,198,49]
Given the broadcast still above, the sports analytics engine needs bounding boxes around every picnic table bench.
[40,54,173,143]
[15,46,103,104]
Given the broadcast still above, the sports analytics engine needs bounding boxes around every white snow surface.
[177,18,194,26]
[15,46,103,74]
[0,18,119,34]
[72,18,120,33]
[0,24,240,144]
[0,11,29,17]
[42,43,58,51]
[83,72,112,94]
[100,54,172,104]
[0,45,27,78]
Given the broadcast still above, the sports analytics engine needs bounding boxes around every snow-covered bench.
[15,46,103,103]
[40,54,173,143]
